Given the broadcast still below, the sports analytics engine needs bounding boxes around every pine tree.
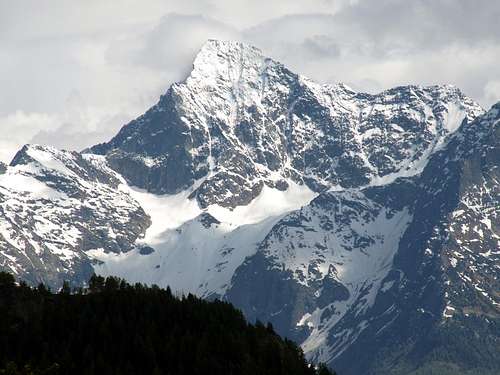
[59,281,71,295]
[88,274,104,293]
[0,272,15,288]
[317,363,336,375]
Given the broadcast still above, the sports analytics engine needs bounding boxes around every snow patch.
[0,171,66,200]
[442,102,466,133]
[207,180,317,226]
[92,179,317,296]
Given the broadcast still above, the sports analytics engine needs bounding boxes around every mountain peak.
[199,39,263,55]
[186,39,269,86]
[94,39,484,205]
[194,39,264,64]
[9,144,75,168]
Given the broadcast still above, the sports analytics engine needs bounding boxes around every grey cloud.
[107,13,240,78]
[30,121,124,153]
[243,4,500,106]
[342,0,500,49]
[28,91,131,152]
[301,36,341,59]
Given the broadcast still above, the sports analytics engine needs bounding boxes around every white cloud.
[484,81,500,106]
[0,111,59,163]
[107,14,240,76]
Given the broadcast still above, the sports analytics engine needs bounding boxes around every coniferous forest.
[0,272,336,375]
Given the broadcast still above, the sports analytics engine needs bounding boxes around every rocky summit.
[1,40,498,374]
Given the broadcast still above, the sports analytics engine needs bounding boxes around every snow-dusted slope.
[422,104,500,318]
[0,145,150,286]
[225,103,500,374]
[259,188,413,359]
[1,40,498,375]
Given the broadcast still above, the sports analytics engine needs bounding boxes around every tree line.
[0,272,336,375]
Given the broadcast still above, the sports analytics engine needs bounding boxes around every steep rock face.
[226,181,415,344]
[437,105,500,318]
[226,179,417,366]
[360,103,500,375]
[0,145,150,287]
[226,104,500,374]
[92,40,482,208]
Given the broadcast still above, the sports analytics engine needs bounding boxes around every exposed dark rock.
[138,246,155,255]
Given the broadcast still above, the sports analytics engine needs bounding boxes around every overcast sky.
[1,0,499,163]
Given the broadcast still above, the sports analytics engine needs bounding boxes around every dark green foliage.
[0,362,59,375]
[317,363,334,375]
[0,272,336,375]
[0,272,15,287]
[59,281,71,296]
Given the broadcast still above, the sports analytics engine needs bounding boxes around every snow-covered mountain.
[0,145,150,286]
[1,40,498,374]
